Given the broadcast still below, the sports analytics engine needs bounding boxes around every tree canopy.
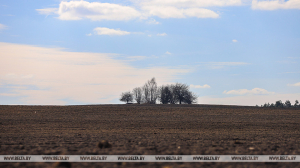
[119,91,133,104]
[120,78,198,104]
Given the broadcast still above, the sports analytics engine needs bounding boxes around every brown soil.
[0,104,300,168]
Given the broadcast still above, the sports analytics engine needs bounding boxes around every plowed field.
[1,104,300,168]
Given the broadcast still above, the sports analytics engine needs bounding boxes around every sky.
[0,0,300,106]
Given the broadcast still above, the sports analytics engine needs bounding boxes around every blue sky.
[0,0,300,105]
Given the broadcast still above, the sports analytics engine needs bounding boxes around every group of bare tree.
[120,78,198,104]
[259,100,299,108]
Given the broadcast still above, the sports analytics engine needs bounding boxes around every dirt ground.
[0,104,300,168]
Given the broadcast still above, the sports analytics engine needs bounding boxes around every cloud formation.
[146,18,160,24]
[127,56,148,61]
[288,82,300,86]
[223,88,274,95]
[37,1,141,21]
[232,39,238,42]
[0,42,189,105]
[190,84,211,88]
[252,0,300,10]
[36,0,300,21]
[157,33,167,36]
[0,23,7,30]
[134,0,243,18]
[36,0,245,20]
[36,8,58,15]
[199,62,249,69]
[93,27,130,35]
[142,6,219,18]
[135,0,243,8]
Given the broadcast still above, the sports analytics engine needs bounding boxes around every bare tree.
[158,83,197,104]
[120,78,197,105]
[275,100,283,108]
[285,100,292,108]
[149,78,158,104]
[132,87,142,104]
[295,100,299,107]
[119,91,133,104]
[142,77,158,104]
[168,84,177,104]
[261,100,300,108]
[142,83,150,103]
[172,83,189,104]
[263,103,270,107]
[158,85,172,104]
[182,90,198,104]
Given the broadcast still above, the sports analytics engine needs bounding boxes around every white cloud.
[86,33,92,36]
[223,88,275,95]
[214,62,248,66]
[93,27,130,36]
[37,0,244,21]
[157,33,167,36]
[288,82,300,86]
[36,8,58,15]
[165,51,171,55]
[190,84,211,88]
[232,39,238,42]
[37,1,141,21]
[252,0,300,10]
[199,93,300,106]
[182,8,219,18]
[135,0,242,18]
[198,62,249,69]
[146,18,160,24]
[0,42,189,105]
[127,56,148,61]
[21,74,34,79]
[2,14,14,16]
[0,23,7,30]
[143,6,219,18]
[0,93,19,97]
[135,0,243,8]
